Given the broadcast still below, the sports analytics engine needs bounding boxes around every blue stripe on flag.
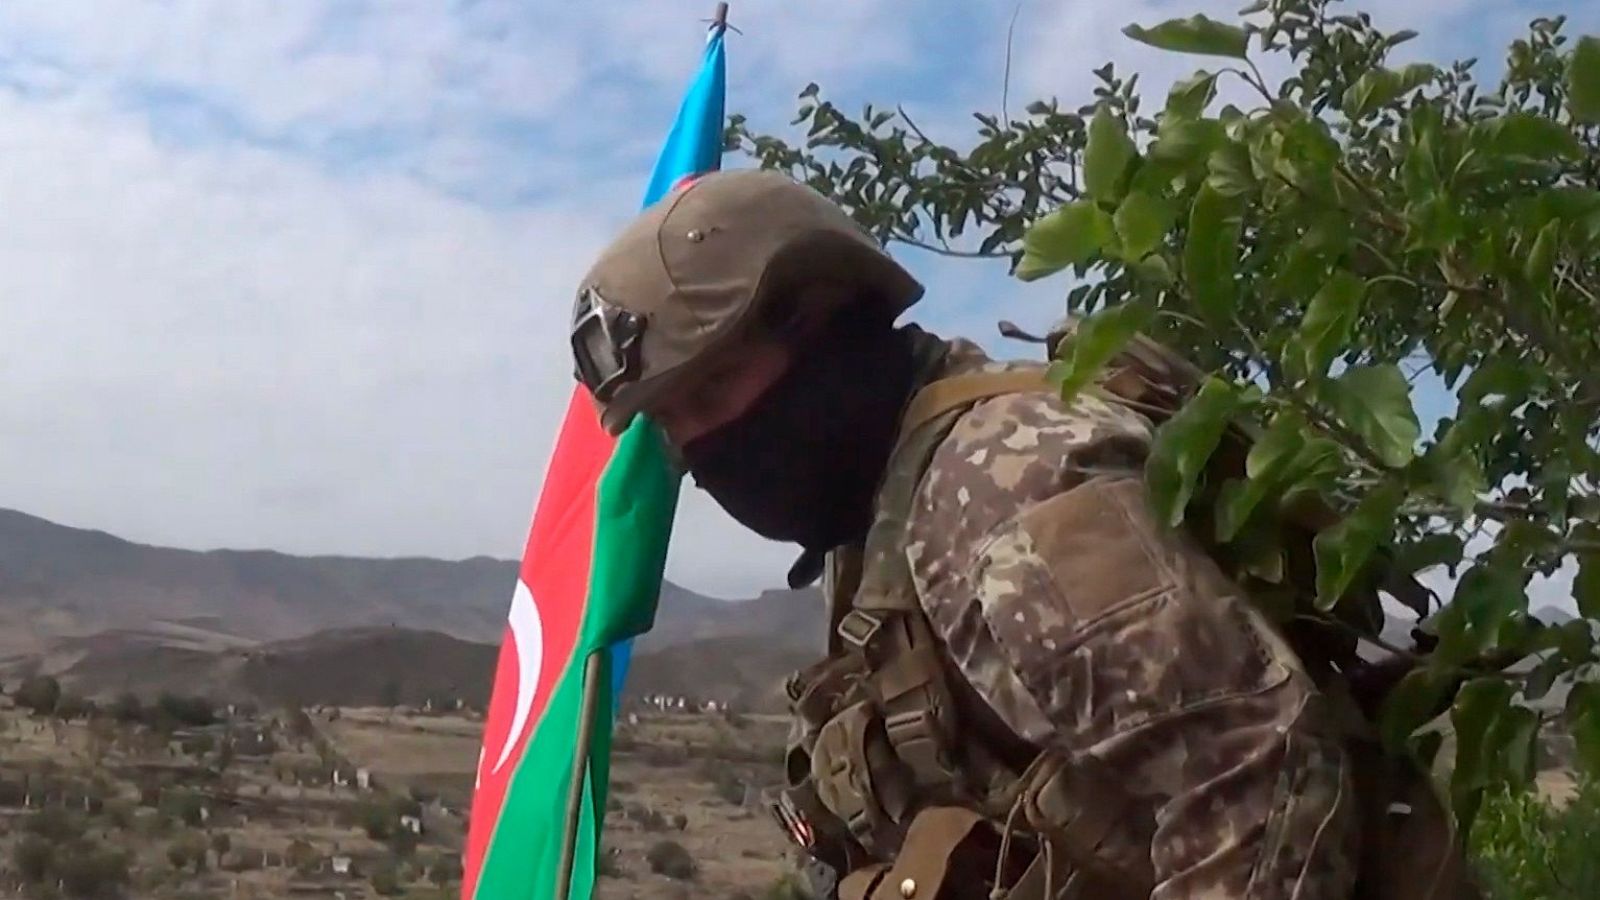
[608,22,728,706]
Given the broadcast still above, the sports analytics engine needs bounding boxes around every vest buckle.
[837,609,886,649]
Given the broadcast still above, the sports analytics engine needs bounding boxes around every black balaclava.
[678,307,919,556]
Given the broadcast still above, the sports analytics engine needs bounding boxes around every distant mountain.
[54,625,816,714]
[0,506,827,709]
[0,507,825,650]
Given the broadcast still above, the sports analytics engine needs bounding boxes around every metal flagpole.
[554,651,606,900]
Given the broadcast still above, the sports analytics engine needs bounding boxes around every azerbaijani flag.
[462,14,728,900]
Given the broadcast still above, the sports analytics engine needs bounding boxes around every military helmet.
[570,169,925,435]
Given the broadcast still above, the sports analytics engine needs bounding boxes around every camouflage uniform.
[893,337,1359,900]
[567,169,1454,900]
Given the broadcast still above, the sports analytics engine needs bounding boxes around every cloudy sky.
[1,0,1593,600]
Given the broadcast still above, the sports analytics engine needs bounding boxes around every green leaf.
[1342,68,1403,119]
[1218,416,1308,542]
[1291,269,1365,379]
[1166,71,1219,120]
[1148,118,1226,163]
[1313,481,1403,610]
[1129,253,1176,285]
[1472,112,1582,161]
[1567,35,1600,124]
[1578,552,1600,619]
[1016,201,1114,281]
[1048,300,1155,403]
[1460,359,1536,404]
[1523,653,1565,701]
[1397,534,1466,576]
[1321,364,1422,468]
[1570,682,1600,778]
[1450,677,1516,829]
[1205,140,1256,197]
[1522,220,1560,289]
[1406,196,1465,251]
[1453,564,1528,657]
[1278,438,1345,508]
[1380,667,1452,756]
[1085,106,1138,202]
[1341,65,1436,119]
[1113,191,1175,260]
[1246,412,1308,480]
[1183,183,1244,325]
[1122,15,1250,59]
[1146,378,1248,528]
[1558,619,1595,664]
[1430,455,1487,518]
[1491,704,1540,789]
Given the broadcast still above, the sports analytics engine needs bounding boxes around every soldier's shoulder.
[906,383,1153,561]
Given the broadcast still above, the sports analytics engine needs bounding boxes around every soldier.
[569,169,1472,900]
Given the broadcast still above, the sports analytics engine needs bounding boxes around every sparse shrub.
[53,693,92,721]
[156,692,215,727]
[160,788,205,827]
[626,804,669,832]
[210,832,232,857]
[370,864,404,896]
[166,830,208,873]
[27,807,85,842]
[102,799,136,830]
[286,837,318,875]
[427,853,463,886]
[389,829,420,859]
[110,692,142,723]
[597,846,624,879]
[14,835,54,882]
[56,841,129,898]
[361,801,396,839]
[1471,777,1600,899]
[646,840,697,881]
[0,778,24,807]
[16,675,61,716]
[712,771,746,807]
[762,872,815,900]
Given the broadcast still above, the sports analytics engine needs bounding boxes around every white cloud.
[0,0,1589,604]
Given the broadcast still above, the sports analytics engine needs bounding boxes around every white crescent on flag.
[492,578,544,774]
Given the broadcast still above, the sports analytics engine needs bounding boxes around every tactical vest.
[770,339,1482,900]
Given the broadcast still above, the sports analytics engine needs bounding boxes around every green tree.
[1472,777,1600,898]
[15,675,61,716]
[729,2,1600,837]
[14,836,54,883]
[646,840,697,881]
[110,692,142,724]
[55,841,129,899]
[370,863,404,896]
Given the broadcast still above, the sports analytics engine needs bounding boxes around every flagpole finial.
[713,2,729,29]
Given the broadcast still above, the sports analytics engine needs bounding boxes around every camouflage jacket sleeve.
[904,388,1360,900]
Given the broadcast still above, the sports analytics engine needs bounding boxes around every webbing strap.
[896,369,1054,439]
[863,807,989,900]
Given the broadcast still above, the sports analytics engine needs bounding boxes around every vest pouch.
[812,700,919,854]
[838,806,1022,900]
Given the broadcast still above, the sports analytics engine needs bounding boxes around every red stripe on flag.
[462,385,616,896]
